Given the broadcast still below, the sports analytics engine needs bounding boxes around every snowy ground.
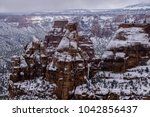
[90,36,112,56]
[75,76,150,99]
[75,60,150,100]
[10,77,57,100]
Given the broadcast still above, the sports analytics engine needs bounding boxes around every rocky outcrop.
[72,23,150,100]
[9,20,99,99]
[101,23,150,73]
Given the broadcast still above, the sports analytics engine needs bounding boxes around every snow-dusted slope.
[0,15,74,72]
[125,3,150,9]
[10,77,57,100]
[107,27,150,49]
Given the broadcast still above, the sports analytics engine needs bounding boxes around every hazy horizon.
[0,0,150,13]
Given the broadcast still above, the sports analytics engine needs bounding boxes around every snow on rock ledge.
[107,27,150,49]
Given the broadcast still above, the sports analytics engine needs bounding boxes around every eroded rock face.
[9,20,99,99]
[64,23,150,100]
[9,22,150,100]
[72,23,150,100]
[101,23,150,73]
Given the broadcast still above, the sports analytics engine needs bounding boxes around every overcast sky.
[0,0,149,13]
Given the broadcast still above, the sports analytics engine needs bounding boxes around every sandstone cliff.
[9,20,99,99]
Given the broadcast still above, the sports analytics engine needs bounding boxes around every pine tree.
[145,67,149,73]
[143,18,147,24]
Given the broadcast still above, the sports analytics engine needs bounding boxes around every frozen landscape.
[0,3,150,100]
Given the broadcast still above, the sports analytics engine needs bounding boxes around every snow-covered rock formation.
[74,23,150,100]
[9,20,99,100]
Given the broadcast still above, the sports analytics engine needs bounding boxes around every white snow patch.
[107,27,150,49]
[115,52,125,58]
[57,37,70,49]
[102,51,114,59]
[47,62,57,71]
[32,36,39,43]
